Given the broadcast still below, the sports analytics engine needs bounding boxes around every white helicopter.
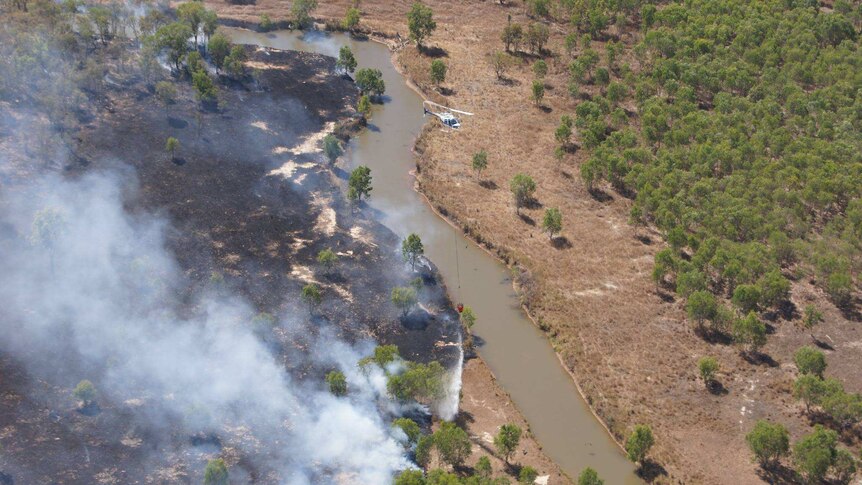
[423,100,474,130]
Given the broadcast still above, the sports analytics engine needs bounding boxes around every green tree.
[357,95,372,116]
[224,45,247,79]
[471,150,488,180]
[192,69,218,103]
[533,59,547,79]
[555,115,573,147]
[686,291,717,329]
[745,420,789,469]
[208,32,231,73]
[474,455,492,478]
[322,134,342,164]
[343,7,361,32]
[794,346,827,378]
[697,356,718,388]
[832,449,857,485]
[801,305,823,342]
[460,306,476,329]
[525,22,549,54]
[259,14,274,32]
[395,469,425,485]
[494,423,521,464]
[407,2,436,49]
[531,80,545,106]
[793,425,838,484]
[317,248,338,274]
[793,374,829,414]
[153,22,192,72]
[393,417,422,445]
[733,312,767,355]
[501,23,523,52]
[165,136,179,160]
[625,424,654,465]
[541,208,562,240]
[292,0,318,29]
[415,434,434,467]
[348,166,372,201]
[430,59,446,86]
[492,51,511,80]
[301,283,322,311]
[359,344,401,370]
[519,466,538,484]
[355,68,386,97]
[155,81,176,112]
[510,173,536,214]
[325,370,347,396]
[387,361,445,402]
[73,379,96,406]
[402,233,425,271]
[203,458,229,485]
[434,421,472,468]
[757,270,790,309]
[577,467,604,485]
[337,45,357,74]
[731,284,761,314]
[177,2,206,46]
[391,286,418,316]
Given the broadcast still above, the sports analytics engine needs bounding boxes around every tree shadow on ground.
[588,188,613,202]
[190,433,222,449]
[167,116,188,129]
[438,86,456,96]
[76,403,101,417]
[755,463,799,484]
[171,157,186,166]
[635,234,652,245]
[524,198,542,210]
[454,409,475,428]
[321,272,347,284]
[707,380,729,396]
[496,77,520,87]
[695,327,733,346]
[551,236,573,249]
[813,338,835,351]
[400,309,432,330]
[838,299,862,322]
[655,289,675,303]
[538,105,552,114]
[518,213,535,226]
[420,45,448,58]
[742,351,779,367]
[479,179,498,190]
[637,459,668,483]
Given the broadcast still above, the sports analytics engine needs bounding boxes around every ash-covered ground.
[0,44,460,483]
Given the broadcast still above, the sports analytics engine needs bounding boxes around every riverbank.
[222,26,580,483]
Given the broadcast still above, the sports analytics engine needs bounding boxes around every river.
[225,27,638,484]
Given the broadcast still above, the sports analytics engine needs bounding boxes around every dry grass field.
[204,1,862,483]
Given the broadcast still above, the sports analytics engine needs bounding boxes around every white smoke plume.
[0,171,412,483]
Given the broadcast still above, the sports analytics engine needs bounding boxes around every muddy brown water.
[226,28,638,483]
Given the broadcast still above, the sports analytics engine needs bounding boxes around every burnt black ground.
[0,46,460,483]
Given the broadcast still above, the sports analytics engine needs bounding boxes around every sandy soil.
[203,2,862,484]
[457,357,571,485]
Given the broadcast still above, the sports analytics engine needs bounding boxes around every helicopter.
[423,100,474,130]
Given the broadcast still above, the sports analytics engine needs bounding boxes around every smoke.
[0,171,412,482]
